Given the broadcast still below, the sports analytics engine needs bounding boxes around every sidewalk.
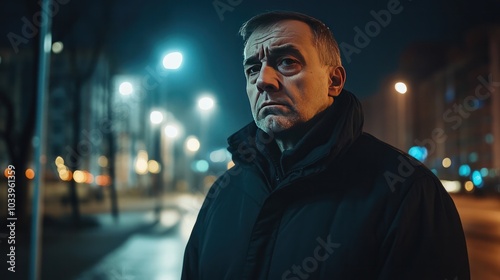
[74,211,188,280]
[74,193,203,280]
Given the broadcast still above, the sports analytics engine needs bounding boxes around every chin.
[256,117,293,135]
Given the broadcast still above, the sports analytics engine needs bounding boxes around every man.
[182,11,470,280]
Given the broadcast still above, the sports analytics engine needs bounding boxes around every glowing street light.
[148,160,161,174]
[119,81,134,95]
[98,155,108,167]
[394,81,408,150]
[185,136,201,153]
[52,41,63,53]
[395,82,407,94]
[192,160,209,173]
[163,51,183,70]
[164,124,180,138]
[442,157,452,168]
[135,150,149,175]
[198,96,215,111]
[150,110,164,125]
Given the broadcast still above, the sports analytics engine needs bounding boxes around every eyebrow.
[243,44,305,67]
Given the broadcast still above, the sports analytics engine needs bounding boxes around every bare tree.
[0,0,43,223]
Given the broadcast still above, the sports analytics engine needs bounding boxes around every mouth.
[258,102,288,116]
[260,101,287,109]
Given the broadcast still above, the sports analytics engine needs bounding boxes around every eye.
[279,58,297,67]
[246,65,261,76]
[277,57,301,74]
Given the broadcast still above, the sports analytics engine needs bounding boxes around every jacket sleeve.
[376,175,470,280]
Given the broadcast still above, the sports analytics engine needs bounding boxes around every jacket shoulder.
[343,132,441,193]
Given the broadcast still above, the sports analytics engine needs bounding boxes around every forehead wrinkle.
[250,28,294,44]
[243,21,315,62]
[245,34,302,61]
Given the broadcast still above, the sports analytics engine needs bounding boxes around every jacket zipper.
[272,159,284,187]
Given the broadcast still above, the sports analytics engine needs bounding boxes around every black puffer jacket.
[182,90,470,280]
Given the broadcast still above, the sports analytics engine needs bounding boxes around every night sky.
[1,0,499,154]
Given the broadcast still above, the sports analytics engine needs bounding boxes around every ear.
[328,66,346,97]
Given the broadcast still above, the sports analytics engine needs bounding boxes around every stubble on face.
[254,103,299,135]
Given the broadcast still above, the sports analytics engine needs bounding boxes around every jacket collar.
[227,89,364,174]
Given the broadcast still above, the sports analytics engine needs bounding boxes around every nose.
[256,64,279,93]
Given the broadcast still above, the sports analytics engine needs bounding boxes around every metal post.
[155,126,162,221]
[30,0,52,279]
[108,80,119,222]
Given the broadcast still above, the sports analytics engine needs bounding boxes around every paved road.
[452,194,500,280]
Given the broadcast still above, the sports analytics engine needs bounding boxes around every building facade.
[363,25,500,192]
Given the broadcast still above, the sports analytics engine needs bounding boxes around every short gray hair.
[239,11,342,66]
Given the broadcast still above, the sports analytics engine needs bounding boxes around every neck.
[275,128,304,152]
[274,108,330,152]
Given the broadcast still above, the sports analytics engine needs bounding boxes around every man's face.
[243,20,337,135]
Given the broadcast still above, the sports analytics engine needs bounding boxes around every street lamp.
[197,96,215,111]
[395,82,407,94]
[52,41,64,54]
[163,51,183,70]
[183,135,200,193]
[196,94,215,153]
[164,124,180,139]
[185,136,201,153]
[394,81,408,150]
[149,110,169,220]
[119,81,134,95]
[147,51,184,198]
[134,150,149,175]
[150,110,164,125]
[149,110,183,181]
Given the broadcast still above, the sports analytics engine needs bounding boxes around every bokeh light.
[464,181,474,192]
[469,152,478,162]
[135,150,149,175]
[52,41,64,53]
[459,164,471,177]
[442,157,452,168]
[73,170,86,183]
[119,81,133,95]
[163,52,183,69]
[150,110,164,124]
[471,170,483,187]
[485,133,494,144]
[148,160,161,174]
[198,96,215,111]
[55,156,64,166]
[480,167,489,177]
[395,82,407,94]
[96,175,111,187]
[186,136,200,153]
[98,156,108,167]
[165,124,180,138]
[25,168,35,179]
[59,168,72,181]
[192,160,209,172]
[210,149,229,163]
[441,180,460,193]
[408,146,428,162]
[85,172,94,184]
